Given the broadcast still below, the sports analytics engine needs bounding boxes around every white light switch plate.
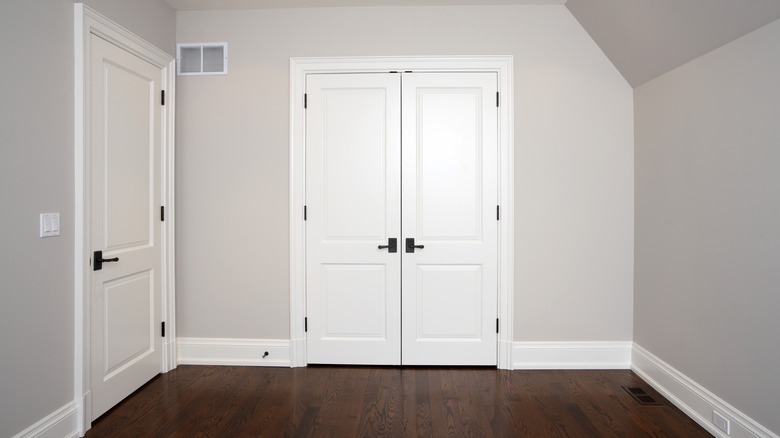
[40,213,60,237]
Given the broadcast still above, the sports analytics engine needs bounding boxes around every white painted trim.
[632,344,779,438]
[176,42,228,76]
[289,56,515,369]
[74,4,176,435]
[162,52,178,374]
[177,338,292,367]
[11,402,78,438]
[512,341,632,369]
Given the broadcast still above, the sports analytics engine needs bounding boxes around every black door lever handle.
[378,238,397,253]
[93,250,120,271]
[405,238,424,253]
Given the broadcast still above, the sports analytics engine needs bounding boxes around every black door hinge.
[161,206,165,221]
[304,93,307,109]
[497,205,500,220]
[304,317,308,332]
[161,90,165,106]
[162,321,166,337]
[496,318,499,333]
[304,205,307,220]
[496,92,499,107]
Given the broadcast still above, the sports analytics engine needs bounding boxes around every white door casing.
[291,57,514,369]
[401,72,498,365]
[89,34,163,419]
[305,73,402,365]
[298,63,510,366]
[75,4,176,434]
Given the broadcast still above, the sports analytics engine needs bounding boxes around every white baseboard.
[632,344,778,438]
[177,337,291,366]
[512,341,632,369]
[12,402,78,438]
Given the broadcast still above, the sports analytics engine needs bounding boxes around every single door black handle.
[378,238,397,253]
[93,250,119,271]
[405,238,424,253]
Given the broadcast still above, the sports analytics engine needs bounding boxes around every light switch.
[40,213,60,237]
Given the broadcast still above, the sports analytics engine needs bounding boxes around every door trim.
[74,4,176,434]
[289,56,515,369]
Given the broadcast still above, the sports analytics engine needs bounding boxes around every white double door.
[306,72,498,366]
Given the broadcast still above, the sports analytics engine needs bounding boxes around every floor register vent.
[621,386,663,405]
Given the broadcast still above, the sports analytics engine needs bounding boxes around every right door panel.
[401,73,498,365]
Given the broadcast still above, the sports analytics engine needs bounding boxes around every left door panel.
[90,34,163,419]
[305,73,402,365]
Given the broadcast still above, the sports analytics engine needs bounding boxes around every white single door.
[401,73,498,365]
[305,73,402,365]
[89,34,164,419]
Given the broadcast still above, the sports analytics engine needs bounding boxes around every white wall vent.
[177,43,228,76]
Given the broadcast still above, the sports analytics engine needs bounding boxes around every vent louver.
[177,43,227,76]
[621,386,663,405]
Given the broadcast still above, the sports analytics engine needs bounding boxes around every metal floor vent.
[621,386,663,405]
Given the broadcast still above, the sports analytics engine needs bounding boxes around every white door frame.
[289,56,514,369]
[74,4,176,434]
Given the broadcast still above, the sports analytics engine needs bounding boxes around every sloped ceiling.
[166,0,780,87]
[565,0,780,87]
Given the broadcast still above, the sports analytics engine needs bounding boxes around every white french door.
[306,72,497,366]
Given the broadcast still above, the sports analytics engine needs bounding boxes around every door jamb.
[74,4,176,434]
[289,56,514,369]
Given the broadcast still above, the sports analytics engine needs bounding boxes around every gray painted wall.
[175,5,635,342]
[82,0,177,56]
[0,2,75,435]
[634,18,780,434]
[0,1,174,436]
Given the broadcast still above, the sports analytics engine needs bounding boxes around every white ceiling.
[165,0,780,87]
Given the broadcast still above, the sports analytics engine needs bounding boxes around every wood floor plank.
[85,366,714,438]
[484,370,516,437]
[413,369,433,437]
[399,369,415,436]
[279,368,322,437]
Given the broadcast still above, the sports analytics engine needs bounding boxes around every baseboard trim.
[512,341,632,370]
[12,401,78,438]
[177,337,291,367]
[632,344,778,438]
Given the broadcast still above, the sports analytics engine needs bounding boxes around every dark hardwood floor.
[85,366,712,437]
